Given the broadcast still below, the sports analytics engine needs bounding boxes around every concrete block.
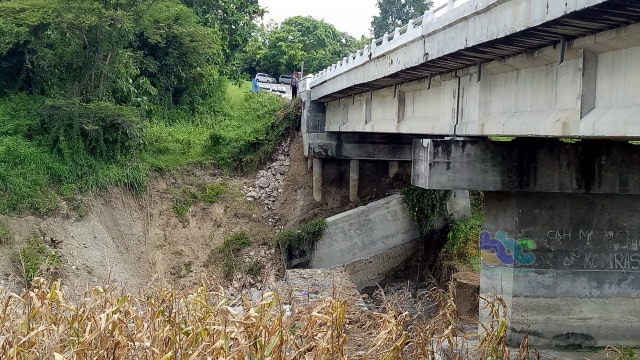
[310,194,419,269]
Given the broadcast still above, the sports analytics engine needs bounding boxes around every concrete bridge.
[299,0,640,348]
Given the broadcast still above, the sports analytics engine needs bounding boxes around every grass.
[171,182,228,218]
[18,235,61,283]
[0,80,290,215]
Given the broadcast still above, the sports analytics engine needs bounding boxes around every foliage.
[18,235,61,282]
[0,219,13,245]
[205,231,253,279]
[489,136,515,142]
[371,0,433,38]
[444,212,482,270]
[180,0,264,80]
[0,0,226,111]
[243,16,369,77]
[201,182,227,203]
[206,92,291,173]
[276,219,327,268]
[218,231,252,254]
[39,100,144,161]
[172,187,198,218]
[401,185,451,234]
[276,219,327,251]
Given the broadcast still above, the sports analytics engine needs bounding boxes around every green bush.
[246,260,264,277]
[445,212,483,270]
[18,235,61,282]
[39,100,144,161]
[218,231,252,253]
[205,231,253,280]
[276,219,327,267]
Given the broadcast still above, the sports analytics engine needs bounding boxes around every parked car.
[278,75,292,85]
[256,72,276,83]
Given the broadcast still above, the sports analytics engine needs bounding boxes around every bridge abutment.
[413,138,640,347]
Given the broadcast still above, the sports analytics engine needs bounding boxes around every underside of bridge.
[301,0,640,348]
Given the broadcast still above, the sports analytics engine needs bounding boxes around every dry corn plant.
[365,287,411,360]
[476,294,513,360]
[0,277,358,360]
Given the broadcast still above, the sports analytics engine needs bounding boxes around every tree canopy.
[371,0,433,38]
[0,0,262,111]
[243,16,369,78]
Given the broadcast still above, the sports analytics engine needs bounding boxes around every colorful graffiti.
[480,230,536,266]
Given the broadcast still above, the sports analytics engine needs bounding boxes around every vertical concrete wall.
[309,192,470,288]
[310,194,419,270]
[482,192,640,348]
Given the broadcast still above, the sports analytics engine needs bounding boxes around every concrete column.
[307,157,313,171]
[312,158,322,202]
[349,160,359,203]
[481,191,640,347]
[388,160,399,178]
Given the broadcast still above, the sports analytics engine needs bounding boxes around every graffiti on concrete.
[480,230,536,266]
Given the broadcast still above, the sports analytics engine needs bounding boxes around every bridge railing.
[309,0,472,87]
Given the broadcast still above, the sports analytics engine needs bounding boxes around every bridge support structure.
[413,138,640,347]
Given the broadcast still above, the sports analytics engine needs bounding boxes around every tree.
[371,0,433,38]
[0,0,226,112]
[180,0,264,79]
[251,16,365,77]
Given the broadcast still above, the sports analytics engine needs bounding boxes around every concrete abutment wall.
[413,138,640,348]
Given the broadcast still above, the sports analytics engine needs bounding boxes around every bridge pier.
[388,161,399,178]
[413,138,640,348]
[349,160,359,203]
[312,158,322,202]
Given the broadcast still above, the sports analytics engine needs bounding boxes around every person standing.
[251,76,260,93]
[291,71,299,98]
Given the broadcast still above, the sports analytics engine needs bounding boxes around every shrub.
[201,182,227,203]
[18,235,61,282]
[276,219,327,267]
[444,212,483,270]
[218,231,252,253]
[39,100,144,161]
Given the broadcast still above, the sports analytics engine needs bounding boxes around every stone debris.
[242,137,293,231]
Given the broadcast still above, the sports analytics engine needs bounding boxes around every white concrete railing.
[310,0,472,87]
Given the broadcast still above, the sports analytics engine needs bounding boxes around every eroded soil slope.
[0,168,277,296]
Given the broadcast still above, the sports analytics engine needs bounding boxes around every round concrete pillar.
[313,158,322,202]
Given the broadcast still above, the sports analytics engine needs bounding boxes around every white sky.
[258,0,449,39]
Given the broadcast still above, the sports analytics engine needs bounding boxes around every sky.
[258,0,449,39]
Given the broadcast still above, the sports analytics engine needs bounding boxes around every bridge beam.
[413,138,640,194]
[412,138,640,347]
